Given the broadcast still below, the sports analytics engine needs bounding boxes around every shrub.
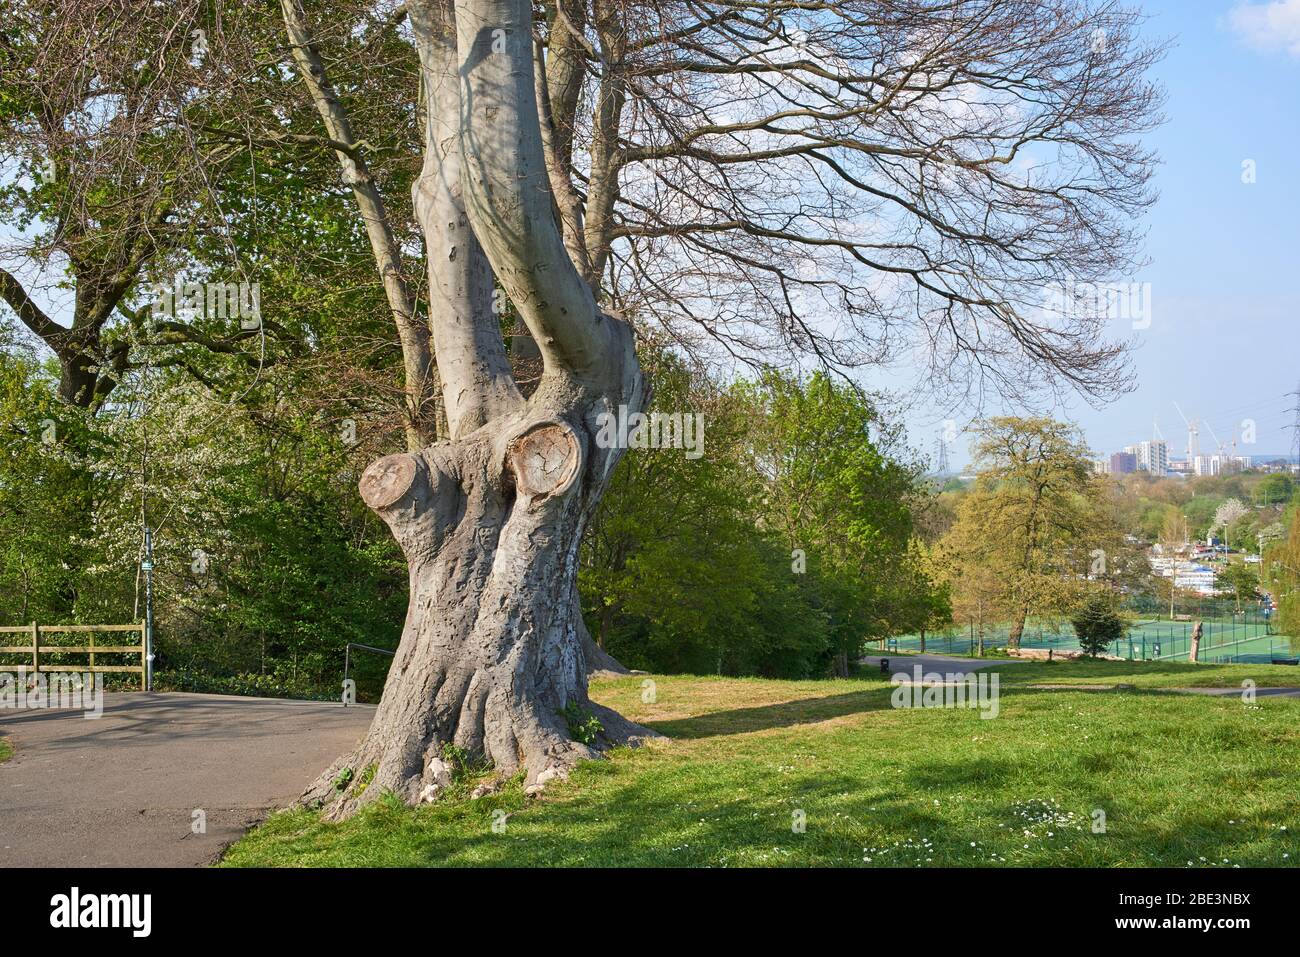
[153,666,332,701]
[562,702,604,745]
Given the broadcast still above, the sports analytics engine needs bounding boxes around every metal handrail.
[342,642,395,704]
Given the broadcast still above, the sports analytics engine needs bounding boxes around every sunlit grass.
[221,659,1300,868]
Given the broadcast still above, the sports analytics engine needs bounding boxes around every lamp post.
[143,527,154,692]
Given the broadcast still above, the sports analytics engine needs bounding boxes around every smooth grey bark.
[408,0,521,440]
[303,0,652,819]
[535,6,592,279]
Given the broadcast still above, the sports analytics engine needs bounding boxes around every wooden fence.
[0,623,146,690]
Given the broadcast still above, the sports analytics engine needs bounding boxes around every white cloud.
[1228,0,1300,57]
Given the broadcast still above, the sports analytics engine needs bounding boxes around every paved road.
[0,692,373,867]
[860,654,1029,680]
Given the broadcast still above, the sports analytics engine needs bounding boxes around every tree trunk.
[584,601,631,676]
[302,0,654,819]
[303,397,654,818]
[1007,607,1028,651]
[598,603,614,650]
[58,353,101,408]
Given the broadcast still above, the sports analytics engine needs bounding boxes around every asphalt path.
[0,692,373,867]
[860,653,1030,680]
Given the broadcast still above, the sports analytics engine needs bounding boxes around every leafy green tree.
[1255,474,1294,508]
[0,332,411,697]
[744,369,930,675]
[1264,520,1300,640]
[580,354,828,676]
[1182,495,1224,543]
[0,1,268,409]
[581,361,936,678]
[902,540,952,653]
[1216,562,1260,612]
[0,350,102,623]
[1072,590,1124,657]
[942,417,1113,651]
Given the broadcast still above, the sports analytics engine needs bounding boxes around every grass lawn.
[221,659,1300,868]
[0,738,10,763]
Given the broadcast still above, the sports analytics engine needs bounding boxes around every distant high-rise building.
[1111,451,1138,474]
[1193,453,1247,476]
[1133,439,1169,475]
[1091,458,1112,475]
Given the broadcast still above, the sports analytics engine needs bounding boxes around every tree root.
[301,692,661,820]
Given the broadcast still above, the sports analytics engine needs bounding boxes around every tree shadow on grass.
[414,768,881,867]
[901,756,1019,791]
[646,688,896,739]
[407,757,1292,867]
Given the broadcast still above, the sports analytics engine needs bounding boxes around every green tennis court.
[885,614,1296,664]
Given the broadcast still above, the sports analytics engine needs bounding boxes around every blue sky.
[916,0,1300,468]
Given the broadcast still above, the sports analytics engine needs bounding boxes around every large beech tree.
[279,0,1163,817]
[301,0,655,816]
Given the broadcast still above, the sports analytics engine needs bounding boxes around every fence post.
[140,621,147,690]
[89,629,95,672]
[31,621,39,674]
